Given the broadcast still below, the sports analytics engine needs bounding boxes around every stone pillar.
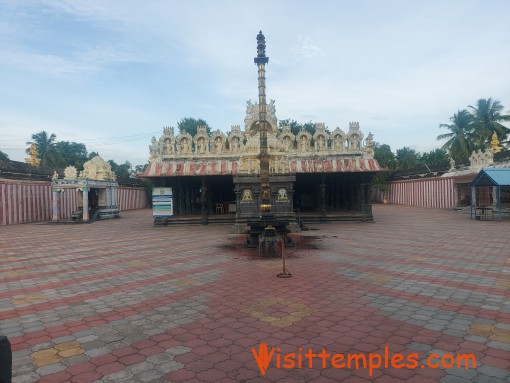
[334,179,340,209]
[191,187,196,213]
[201,177,208,225]
[111,187,117,209]
[52,188,60,222]
[185,182,192,213]
[360,183,373,221]
[320,175,326,221]
[360,184,366,221]
[106,187,112,208]
[82,187,89,222]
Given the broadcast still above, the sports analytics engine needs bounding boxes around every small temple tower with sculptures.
[51,156,120,222]
[140,31,382,229]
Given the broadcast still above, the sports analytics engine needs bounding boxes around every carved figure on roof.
[163,126,175,136]
[180,138,190,155]
[214,137,223,154]
[230,137,241,153]
[25,143,41,167]
[313,123,328,152]
[331,127,346,151]
[246,100,253,114]
[64,166,78,179]
[80,156,116,181]
[210,130,226,155]
[363,132,375,159]
[283,136,292,151]
[175,132,193,156]
[29,144,37,156]
[244,99,277,134]
[366,132,374,148]
[469,149,494,168]
[300,136,308,152]
[193,126,209,156]
[228,125,243,154]
[196,137,206,154]
[347,122,363,151]
[317,136,326,151]
[490,132,503,153]
[334,136,343,150]
[149,136,162,162]
[238,155,259,174]
[279,126,295,153]
[297,130,312,153]
[163,138,174,155]
[350,134,360,150]
[270,156,290,174]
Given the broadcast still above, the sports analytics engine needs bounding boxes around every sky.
[1,0,509,167]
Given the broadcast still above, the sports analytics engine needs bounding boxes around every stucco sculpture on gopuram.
[144,104,379,177]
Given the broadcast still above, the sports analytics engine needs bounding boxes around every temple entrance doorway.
[294,173,361,212]
[157,175,235,216]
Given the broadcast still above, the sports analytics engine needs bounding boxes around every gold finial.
[490,132,502,153]
[25,143,41,167]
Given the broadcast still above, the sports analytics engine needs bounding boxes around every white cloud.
[1,0,510,166]
[291,36,325,61]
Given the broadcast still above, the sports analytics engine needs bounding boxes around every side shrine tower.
[233,31,296,249]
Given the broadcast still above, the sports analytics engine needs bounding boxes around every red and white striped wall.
[117,186,147,211]
[59,189,79,220]
[373,177,457,209]
[0,180,52,225]
[0,179,147,225]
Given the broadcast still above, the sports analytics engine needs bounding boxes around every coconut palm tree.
[395,147,420,170]
[437,109,474,162]
[26,131,64,168]
[468,98,510,147]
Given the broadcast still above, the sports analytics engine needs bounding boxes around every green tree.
[468,98,510,147]
[278,119,317,136]
[395,147,420,170]
[55,141,88,169]
[108,160,132,178]
[420,148,449,167]
[26,131,64,168]
[371,143,395,191]
[0,150,9,161]
[374,143,396,170]
[437,109,474,162]
[88,151,100,160]
[134,163,149,175]
[177,117,210,137]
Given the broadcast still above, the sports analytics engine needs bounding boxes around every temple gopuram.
[140,32,382,228]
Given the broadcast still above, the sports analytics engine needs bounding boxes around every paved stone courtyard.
[1,205,509,383]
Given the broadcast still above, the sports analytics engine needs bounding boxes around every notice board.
[152,187,173,218]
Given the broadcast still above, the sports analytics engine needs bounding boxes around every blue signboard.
[152,187,173,218]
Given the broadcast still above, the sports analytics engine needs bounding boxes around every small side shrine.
[470,167,510,222]
[51,156,119,222]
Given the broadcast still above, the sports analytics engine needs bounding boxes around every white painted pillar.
[82,187,89,221]
[106,187,112,208]
[112,187,118,209]
[52,188,60,222]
